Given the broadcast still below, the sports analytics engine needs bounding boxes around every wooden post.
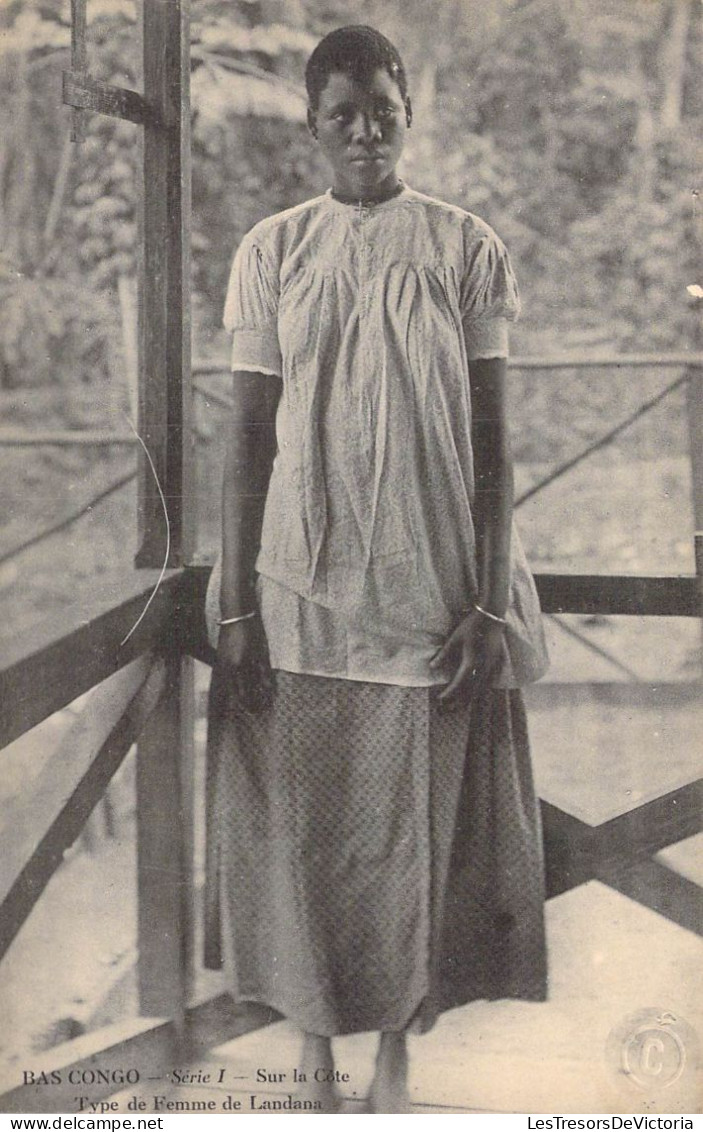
[687,360,703,649]
[70,0,87,143]
[136,654,194,1024]
[688,361,703,557]
[135,0,196,1033]
[136,0,194,570]
[685,298,703,636]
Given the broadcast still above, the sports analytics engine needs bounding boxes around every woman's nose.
[351,112,382,143]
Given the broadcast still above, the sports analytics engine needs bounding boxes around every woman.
[205,25,549,1114]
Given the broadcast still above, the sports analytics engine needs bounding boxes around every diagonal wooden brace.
[63,70,151,127]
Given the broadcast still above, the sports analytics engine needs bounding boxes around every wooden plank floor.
[108,877,702,1115]
[3,680,699,1113]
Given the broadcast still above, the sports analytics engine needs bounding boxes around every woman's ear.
[307,107,318,139]
[404,96,413,129]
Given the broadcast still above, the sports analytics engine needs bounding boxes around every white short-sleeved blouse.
[210,184,548,687]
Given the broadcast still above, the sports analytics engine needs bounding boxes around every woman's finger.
[248,658,275,713]
[437,654,477,704]
[428,644,448,669]
[429,628,462,670]
[230,655,274,714]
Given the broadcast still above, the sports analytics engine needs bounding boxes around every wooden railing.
[1,553,701,1111]
[0,569,273,1113]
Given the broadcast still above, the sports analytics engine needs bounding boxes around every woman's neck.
[330,178,404,208]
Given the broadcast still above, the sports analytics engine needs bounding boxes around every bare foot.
[369,1031,413,1114]
[298,1032,341,1113]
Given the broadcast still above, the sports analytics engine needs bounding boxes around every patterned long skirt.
[204,670,547,1037]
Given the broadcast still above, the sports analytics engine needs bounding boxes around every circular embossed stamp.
[606,1009,699,1094]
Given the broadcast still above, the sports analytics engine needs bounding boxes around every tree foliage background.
[0,0,700,587]
[1,0,700,372]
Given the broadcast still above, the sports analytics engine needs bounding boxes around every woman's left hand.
[429,609,505,706]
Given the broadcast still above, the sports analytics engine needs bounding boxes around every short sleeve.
[460,227,521,360]
[223,233,282,377]
[463,315,510,361]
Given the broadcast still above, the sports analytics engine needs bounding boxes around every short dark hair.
[305,25,409,111]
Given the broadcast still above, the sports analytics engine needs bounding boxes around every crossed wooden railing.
[0,569,272,1113]
[1,548,700,1111]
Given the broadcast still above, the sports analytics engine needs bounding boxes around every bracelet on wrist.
[217,610,258,626]
[471,601,508,626]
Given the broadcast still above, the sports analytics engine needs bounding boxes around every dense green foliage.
[0,0,700,427]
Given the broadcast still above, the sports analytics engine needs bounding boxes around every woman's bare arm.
[216,370,281,707]
[431,356,511,703]
[470,357,513,618]
[220,370,282,620]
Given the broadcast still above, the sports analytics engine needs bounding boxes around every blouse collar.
[326,181,410,213]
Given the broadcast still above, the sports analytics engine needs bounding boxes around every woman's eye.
[327,106,396,126]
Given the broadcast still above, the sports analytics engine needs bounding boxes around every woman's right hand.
[214,615,274,714]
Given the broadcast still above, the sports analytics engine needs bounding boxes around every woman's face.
[309,67,409,201]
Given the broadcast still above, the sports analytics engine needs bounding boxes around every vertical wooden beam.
[136,655,194,1023]
[70,0,87,143]
[135,0,196,1032]
[179,655,197,993]
[689,359,703,550]
[686,300,703,632]
[137,0,194,568]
